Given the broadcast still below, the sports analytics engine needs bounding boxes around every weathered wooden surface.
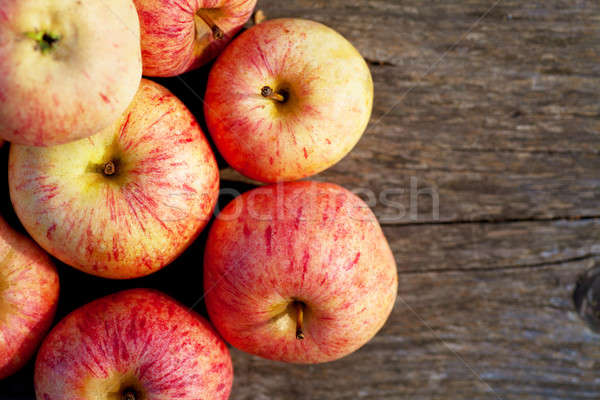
[225,0,600,399]
[224,0,600,224]
[0,1,599,399]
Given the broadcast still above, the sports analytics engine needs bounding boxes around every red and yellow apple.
[204,181,397,363]
[133,0,257,77]
[9,79,219,279]
[0,0,142,146]
[0,215,59,379]
[35,289,232,399]
[204,18,374,182]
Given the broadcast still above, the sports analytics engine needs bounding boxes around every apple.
[204,181,398,363]
[133,0,257,77]
[0,0,142,146]
[35,289,233,399]
[204,18,374,183]
[0,215,59,379]
[8,79,219,279]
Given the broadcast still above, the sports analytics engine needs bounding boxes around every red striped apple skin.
[204,18,374,183]
[204,181,398,363]
[133,0,257,77]
[34,289,233,400]
[0,216,59,379]
[0,0,142,146]
[8,79,219,279]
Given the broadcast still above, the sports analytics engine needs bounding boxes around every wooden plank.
[0,1,598,399]
[385,217,600,273]
[229,0,600,223]
[229,218,600,399]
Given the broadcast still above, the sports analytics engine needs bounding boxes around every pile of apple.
[0,0,398,399]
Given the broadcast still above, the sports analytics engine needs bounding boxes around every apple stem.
[253,9,267,25]
[261,86,286,103]
[196,11,224,40]
[103,160,117,176]
[295,301,305,340]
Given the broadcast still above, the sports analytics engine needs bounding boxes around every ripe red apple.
[204,18,374,183]
[133,0,257,77]
[9,79,219,279]
[35,289,232,399]
[0,0,142,146]
[204,181,397,363]
[0,215,59,379]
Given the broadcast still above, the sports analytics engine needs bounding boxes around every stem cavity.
[122,389,136,400]
[25,31,61,54]
[196,10,224,40]
[261,86,287,103]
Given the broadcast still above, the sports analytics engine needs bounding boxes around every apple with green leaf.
[204,18,373,182]
[9,79,219,279]
[204,181,397,363]
[0,0,142,146]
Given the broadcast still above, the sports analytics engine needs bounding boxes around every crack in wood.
[451,147,600,155]
[364,57,396,67]
[398,253,600,275]
[381,215,600,227]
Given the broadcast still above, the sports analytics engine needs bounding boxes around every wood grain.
[226,0,600,399]
[225,0,600,224]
